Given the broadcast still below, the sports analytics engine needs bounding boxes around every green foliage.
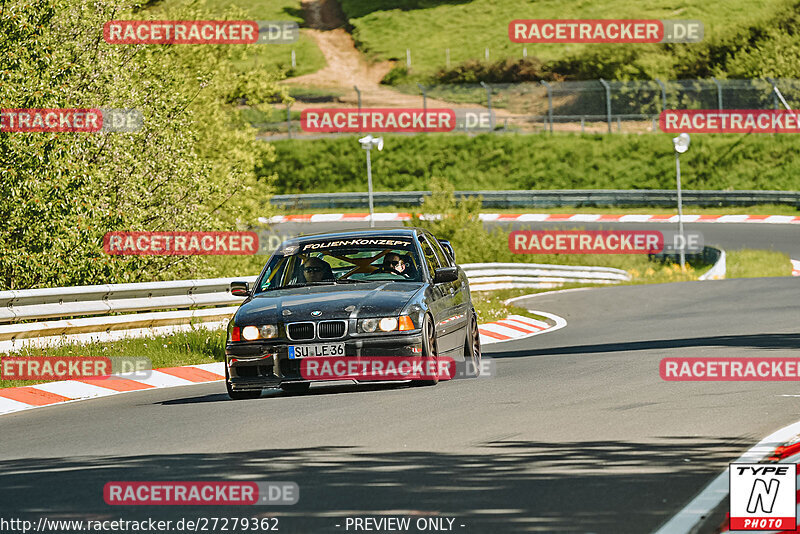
[382,65,413,85]
[268,133,800,194]
[403,178,696,274]
[407,177,484,250]
[0,0,284,289]
[150,0,327,77]
[433,58,561,84]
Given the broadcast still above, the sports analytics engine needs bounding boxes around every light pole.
[672,133,690,270]
[358,134,384,227]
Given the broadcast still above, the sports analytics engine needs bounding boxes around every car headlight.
[234,324,278,342]
[358,316,415,333]
[359,318,380,333]
[379,317,398,332]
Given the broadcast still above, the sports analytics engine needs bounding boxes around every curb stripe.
[495,321,538,334]
[504,318,547,330]
[265,213,800,225]
[75,376,155,392]
[28,380,118,399]
[478,329,511,340]
[0,387,71,406]
[157,366,226,382]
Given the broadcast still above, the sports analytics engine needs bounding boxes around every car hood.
[235,281,423,324]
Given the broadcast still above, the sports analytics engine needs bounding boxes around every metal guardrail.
[270,190,800,210]
[0,263,632,351]
[0,250,727,351]
[461,263,630,291]
[652,246,726,281]
[0,276,258,352]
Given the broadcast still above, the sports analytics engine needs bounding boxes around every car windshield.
[254,236,423,292]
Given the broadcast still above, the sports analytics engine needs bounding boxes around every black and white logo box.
[729,463,796,531]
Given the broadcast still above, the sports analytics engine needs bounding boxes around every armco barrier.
[461,263,631,291]
[0,277,257,352]
[269,190,800,210]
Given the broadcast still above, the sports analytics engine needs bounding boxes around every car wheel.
[464,311,482,377]
[411,314,439,386]
[225,364,261,400]
[280,382,311,394]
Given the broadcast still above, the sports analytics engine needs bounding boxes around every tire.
[464,311,482,377]
[280,382,311,394]
[411,314,439,386]
[226,364,261,400]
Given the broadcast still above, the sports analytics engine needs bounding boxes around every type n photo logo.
[729,463,796,530]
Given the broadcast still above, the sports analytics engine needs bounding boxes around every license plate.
[289,343,345,359]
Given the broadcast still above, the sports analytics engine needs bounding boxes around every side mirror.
[433,266,459,284]
[439,240,456,263]
[230,281,250,297]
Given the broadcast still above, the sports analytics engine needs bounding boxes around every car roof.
[280,227,424,245]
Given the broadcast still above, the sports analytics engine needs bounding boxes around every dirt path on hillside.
[288,0,513,113]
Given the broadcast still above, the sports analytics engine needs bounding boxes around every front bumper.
[225,332,424,390]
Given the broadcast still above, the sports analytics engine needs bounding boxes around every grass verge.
[726,249,792,277]
[1,328,226,389]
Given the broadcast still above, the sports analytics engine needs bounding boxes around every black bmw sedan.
[224,227,481,399]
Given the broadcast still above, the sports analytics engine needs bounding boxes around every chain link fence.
[255,78,800,138]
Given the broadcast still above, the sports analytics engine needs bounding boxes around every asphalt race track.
[1,277,799,533]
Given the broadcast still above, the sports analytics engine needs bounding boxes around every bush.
[0,0,284,289]
[433,58,563,84]
[405,179,705,279]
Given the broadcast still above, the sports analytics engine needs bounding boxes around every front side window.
[418,235,442,279]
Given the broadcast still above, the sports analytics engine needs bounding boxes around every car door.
[419,233,460,355]
[429,234,470,350]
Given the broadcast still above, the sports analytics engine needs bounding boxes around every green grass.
[146,0,326,77]
[264,133,800,194]
[339,0,786,79]
[726,249,792,277]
